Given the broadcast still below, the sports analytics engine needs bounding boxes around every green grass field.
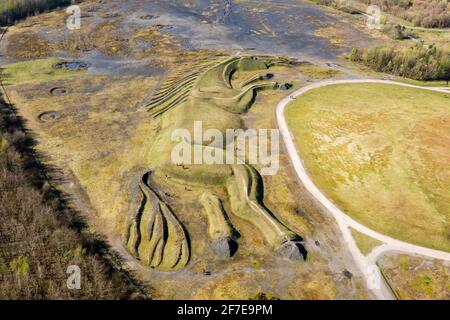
[286,83,450,251]
[1,58,84,85]
[379,254,450,300]
[350,228,382,255]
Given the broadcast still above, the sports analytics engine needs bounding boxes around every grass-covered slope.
[286,83,450,251]
[379,254,450,299]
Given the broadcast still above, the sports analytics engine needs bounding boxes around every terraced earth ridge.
[123,55,307,270]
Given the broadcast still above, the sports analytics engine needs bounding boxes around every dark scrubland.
[360,0,450,29]
[0,94,147,299]
[312,0,450,29]
[349,44,450,82]
[0,0,77,26]
[312,0,450,28]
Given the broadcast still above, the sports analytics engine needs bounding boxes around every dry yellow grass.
[379,254,450,300]
[286,83,450,251]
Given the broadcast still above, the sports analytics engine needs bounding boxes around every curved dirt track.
[276,79,450,300]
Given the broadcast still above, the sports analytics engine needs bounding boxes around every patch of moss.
[298,65,340,79]
[9,256,29,277]
[2,58,84,85]
[380,254,449,299]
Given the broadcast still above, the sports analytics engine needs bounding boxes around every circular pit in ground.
[38,111,60,123]
[49,87,71,96]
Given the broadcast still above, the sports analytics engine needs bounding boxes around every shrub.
[360,0,450,28]
[382,23,412,39]
[0,98,147,299]
[0,0,77,26]
[310,0,357,13]
[349,44,450,82]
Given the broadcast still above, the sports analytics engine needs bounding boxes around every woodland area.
[361,0,450,28]
[0,0,76,26]
[0,95,147,299]
[349,44,450,82]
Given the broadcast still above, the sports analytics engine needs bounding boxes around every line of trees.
[360,0,450,28]
[0,93,148,299]
[309,0,358,13]
[349,44,450,82]
[311,0,450,29]
[0,0,77,26]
